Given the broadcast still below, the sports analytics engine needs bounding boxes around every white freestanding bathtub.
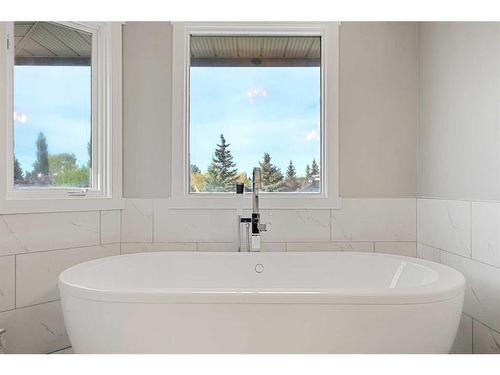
[58,251,465,354]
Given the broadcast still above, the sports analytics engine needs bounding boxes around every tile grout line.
[421,240,500,270]
[119,209,123,255]
[471,315,475,353]
[151,199,155,244]
[99,210,102,246]
[469,201,473,260]
[14,254,17,309]
[329,208,332,243]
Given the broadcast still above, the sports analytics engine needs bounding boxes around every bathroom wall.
[0,22,420,354]
[122,21,419,198]
[0,210,121,353]
[417,22,500,353]
[120,21,419,251]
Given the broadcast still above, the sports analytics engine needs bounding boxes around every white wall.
[122,22,419,199]
[418,22,500,201]
[417,22,500,353]
[122,22,173,198]
[340,22,418,197]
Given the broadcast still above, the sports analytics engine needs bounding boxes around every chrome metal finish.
[237,167,270,252]
[252,167,261,214]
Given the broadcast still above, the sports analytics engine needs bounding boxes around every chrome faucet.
[251,167,267,250]
[237,167,268,252]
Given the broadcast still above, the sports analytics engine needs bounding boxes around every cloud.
[246,88,268,104]
[306,129,319,141]
[13,111,28,124]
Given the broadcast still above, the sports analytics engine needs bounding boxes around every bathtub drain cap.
[255,264,264,273]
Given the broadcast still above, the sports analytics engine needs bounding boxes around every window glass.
[13,22,92,188]
[189,35,321,193]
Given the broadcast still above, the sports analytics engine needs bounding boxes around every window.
[189,35,321,193]
[0,22,123,213]
[13,22,92,189]
[172,23,339,208]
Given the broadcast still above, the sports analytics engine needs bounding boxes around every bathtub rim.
[58,251,465,305]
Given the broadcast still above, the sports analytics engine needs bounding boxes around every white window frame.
[0,22,123,214]
[170,22,340,209]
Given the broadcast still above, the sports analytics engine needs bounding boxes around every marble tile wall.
[0,209,121,354]
[5,197,498,354]
[0,198,417,353]
[122,198,416,256]
[417,197,500,354]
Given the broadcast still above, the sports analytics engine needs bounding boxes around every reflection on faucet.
[238,167,269,251]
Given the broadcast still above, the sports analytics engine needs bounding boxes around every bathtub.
[58,251,465,354]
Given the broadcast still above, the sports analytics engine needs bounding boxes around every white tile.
[472,201,500,267]
[0,216,26,256]
[154,201,237,242]
[0,256,15,312]
[374,242,417,257]
[441,251,500,332]
[0,301,69,353]
[450,314,472,354]
[259,242,286,252]
[0,211,99,254]
[121,242,196,254]
[260,210,330,242]
[331,198,416,241]
[286,241,373,252]
[416,242,441,263]
[197,241,285,252]
[16,244,120,308]
[101,210,121,244]
[121,199,153,243]
[473,320,500,354]
[197,242,237,252]
[417,199,471,257]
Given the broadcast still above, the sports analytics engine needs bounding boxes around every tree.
[33,132,49,175]
[190,164,201,174]
[236,172,252,192]
[204,134,238,192]
[48,153,90,187]
[285,160,300,191]
[259,152,284,192]
[14,156,23,181]
[311,158,319,176]
[191,172,207,192]
[305,164,311,179]
[49,153,77,174]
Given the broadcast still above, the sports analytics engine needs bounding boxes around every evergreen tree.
[259,152,284,192]
[311,158,319,176]
[190,164,201,174]
[285,160,300,191]
[33,132,49,175]
[305,164,311,179]
[14,156,23,181]
[204,134,238,192]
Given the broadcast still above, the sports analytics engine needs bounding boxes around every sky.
[189,66,321,177]
[14,65,91,173]
[13,64,321,179]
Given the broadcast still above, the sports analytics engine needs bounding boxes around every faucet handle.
[258,222,270,232]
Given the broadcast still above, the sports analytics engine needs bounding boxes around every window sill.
[163,195,342,210]
[0,196,124,214]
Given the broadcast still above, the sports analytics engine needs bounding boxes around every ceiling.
[190,35,321,67]
[14,22,92,66]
